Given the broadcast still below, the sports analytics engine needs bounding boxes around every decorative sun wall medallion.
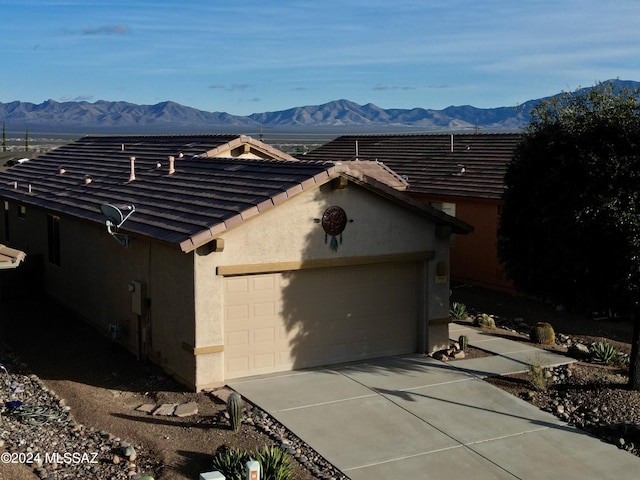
[321,206,348,251]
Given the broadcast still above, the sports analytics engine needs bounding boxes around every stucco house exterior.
[301,133,522,292]
[0,134,470,390]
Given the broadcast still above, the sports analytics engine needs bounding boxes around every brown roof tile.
[0,135,337,251]
[300,133,522,200]
[0,134,474,251]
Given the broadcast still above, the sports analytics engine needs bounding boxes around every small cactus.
[227,392,243,432]
[458,335,468,351]
[529,322,555,345]
[473,313,495,329]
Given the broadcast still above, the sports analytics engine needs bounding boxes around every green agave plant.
[590,341,620,365]
[211,445,294,480]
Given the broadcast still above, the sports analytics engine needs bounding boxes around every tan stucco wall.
[1,202,198,388]
[193,181,453,389]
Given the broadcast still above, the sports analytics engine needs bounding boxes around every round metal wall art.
[321,206,347,236]
[321,206,348,251]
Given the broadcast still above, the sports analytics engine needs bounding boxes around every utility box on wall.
[129,280,146,316]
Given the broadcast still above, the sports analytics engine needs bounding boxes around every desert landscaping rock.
[174,402,198,417]
[208,387,234,403]
[135,404,156,413]
[151,403,178,416]
[0,355,156,479]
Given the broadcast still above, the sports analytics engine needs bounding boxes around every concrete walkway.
[229,326,640,479]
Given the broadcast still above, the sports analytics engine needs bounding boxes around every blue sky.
[3,1,640,116]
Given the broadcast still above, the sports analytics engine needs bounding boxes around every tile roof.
[0,134,472,252]
[299,133,522,200]
[0,135,338,252]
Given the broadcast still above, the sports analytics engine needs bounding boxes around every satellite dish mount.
[100,203,136,247]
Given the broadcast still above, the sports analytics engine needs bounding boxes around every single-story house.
[300,133,522,292]
[0,134,471,390]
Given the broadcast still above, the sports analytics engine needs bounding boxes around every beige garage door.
[224,262,421,379]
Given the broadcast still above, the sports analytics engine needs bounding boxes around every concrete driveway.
[229,330,640,479]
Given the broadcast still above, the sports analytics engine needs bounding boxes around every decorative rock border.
[0,349,157,479]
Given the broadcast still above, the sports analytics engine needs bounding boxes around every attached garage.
[223,261,424,379]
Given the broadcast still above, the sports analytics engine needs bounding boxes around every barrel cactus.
[227,392,243,432]
[473,313,495,329]
[529,322,555,345]
[458,335,469,351]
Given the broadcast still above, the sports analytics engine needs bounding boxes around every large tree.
[498,81,640,389]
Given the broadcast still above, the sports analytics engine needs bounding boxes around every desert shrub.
[590,341,620,365]
[527,356,551,391]
[449,302,468,320]
[473,313,495,328]
[529,322,555,345]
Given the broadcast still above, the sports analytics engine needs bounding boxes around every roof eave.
[179,166,339,253]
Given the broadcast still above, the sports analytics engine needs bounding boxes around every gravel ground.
[451,284,640,459]
[0,297,343,480]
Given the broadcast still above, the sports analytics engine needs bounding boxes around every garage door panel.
[224,263,421,379]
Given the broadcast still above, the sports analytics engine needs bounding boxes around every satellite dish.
[99,203,135,246]
[100,204,125,227]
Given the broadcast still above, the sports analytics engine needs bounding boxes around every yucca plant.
[590,341,620,365]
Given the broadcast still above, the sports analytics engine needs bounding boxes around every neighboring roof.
[0,243,25,269]
[299,133,522,200]
[0,134,471,253]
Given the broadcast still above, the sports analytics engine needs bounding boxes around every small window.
[47,214,61,266]
[18,204,26,218]
[3,201,9,242]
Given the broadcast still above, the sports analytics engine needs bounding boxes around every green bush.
[529,322,555,345]
[449,302,469,320]
[590,342,620,365]
[211,445,294,480]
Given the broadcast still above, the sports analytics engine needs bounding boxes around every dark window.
[18,204,26,218]
[47,215,61,266]
[3,201,9,242]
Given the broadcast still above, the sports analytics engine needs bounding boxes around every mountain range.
[1,80,638,135]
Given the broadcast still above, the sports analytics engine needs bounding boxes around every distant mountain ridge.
[2,79,638,134]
